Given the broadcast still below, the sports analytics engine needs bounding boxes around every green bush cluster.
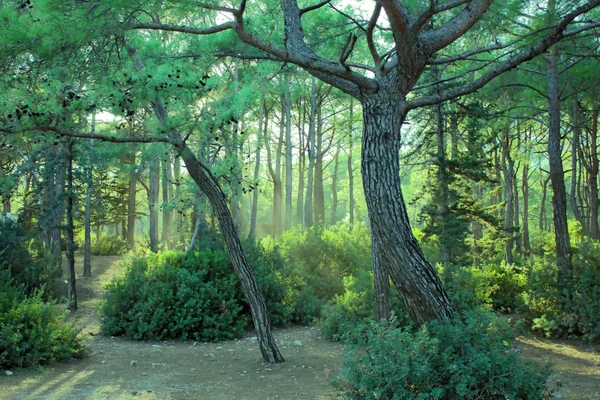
[0,219,61,298]
[100,245,289,341]
[524,238,600,341]
[91,234,128,256]
[0,275,85,368]
[261,225,372,324]
[338,308,552,400]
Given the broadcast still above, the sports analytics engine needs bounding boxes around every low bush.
[0,219,61,299]
[524,238,600,341]
[100,246,290,341]
[337,308,552,400]
[0,274,85,368]
[92,234,127,256]
[262,224,372,324]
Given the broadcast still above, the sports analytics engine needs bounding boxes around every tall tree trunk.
[348,99,355,230]
[83,152,93,277]
[149,157,160,253]
[0,164,10,213]
[249,94,265,241]
[361,92,454,325]
[314,105,325,226]
[372,234,391,321]
[513,165,522,256]
[436,101,451,266]
[173,156,182,243]
[127,162,137,249]
[295,103,305,226]
[330,141,340,226]
[51,143,66,269]
[546,32,573,287]
[128,45,283,362]
[501,130,514,265]
[304,77,317,227]
[539,174,549,233]
[522,163,531,257]
[161,153,172,247]
[588,106,600,239]
[272,103,284,236]
[570,101,587,234]
[284,79,293,231]
[66,139,77,312]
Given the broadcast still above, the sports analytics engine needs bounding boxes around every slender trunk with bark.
[570,101,587,234]
[546,38,573,286]
[66,139,77,311]
[249,95,265,241]
[284,79,293,231]
[501,131,514,265]
[588,107,600,239]
[149,157,160,253]
[304,78,317,227]
[522,164,531,256]
[330,142,340,226]
[161,154,172,247]
[83,157,93,277]
[314,105,325,226]
[348,99,355,230]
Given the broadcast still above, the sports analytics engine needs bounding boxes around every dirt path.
[1,256,599,399]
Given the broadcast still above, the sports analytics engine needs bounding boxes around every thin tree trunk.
[314,105,325,226]
[83,153,93,277]
[249,95,265,241]
[348,99,355,230]
[161,153,172,247]
[330,141,340,226]
[588,106,599,239]
[501,130,514,265]
[149,157,160,253]
[127,162,137,249]
[540,174,549,233]
[66,139,77,312]
[295,103,305,226]
[436,101,451,266]
[546,30,573,287]
[284,78,293,231]
[127,44,283,362]
[522,164,531,257]
[304,77,317,228]
[173,156,182,243]
[570,101,587,234]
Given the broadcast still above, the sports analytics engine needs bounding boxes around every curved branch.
[366,3,383,71]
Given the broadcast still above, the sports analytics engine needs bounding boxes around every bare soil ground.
[1,256,599,399]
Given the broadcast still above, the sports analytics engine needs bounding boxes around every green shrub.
[261,225,372,323]
[524,239,600,341]
[100,246,290,341]
[0,219,61,299]
[0,275,85,368]
[338,308,552,400]
[321,270,410,341]
[92,234,127,256]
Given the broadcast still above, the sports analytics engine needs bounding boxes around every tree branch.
[130,22,235,35]
[420,0,495,53]
[407,1,600,110]
[300,0,331,16]
[411,0,471,36]
[366,3,383,71]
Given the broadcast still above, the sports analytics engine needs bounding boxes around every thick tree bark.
[361,91,454,325]
[66,139,77,312]
[372,234,391,321]
[304,77,317,227]
[546,42,573,286]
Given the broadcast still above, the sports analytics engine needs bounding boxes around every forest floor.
[1,256,599,399]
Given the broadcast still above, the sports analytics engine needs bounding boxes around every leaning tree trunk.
[361,92,454,325]
[546,43,573,287]
[127,44,283,363]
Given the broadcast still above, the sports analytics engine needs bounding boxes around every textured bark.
[570,103,587,234]
[83,160,93,277]
[588,107,600,239]
[522,164,531,257]
[361,91,454,325]
[372,235,391,321]
[514,165,522,256]
[66,139,77,312]
[304,77,317,227]
[249,95,265,241]
[161,154,172,247]
[348,99,355,230]
[173,156,182,241]
[149,157,160,253]
[313,105,325,226]
[546,40,573,287]
[295,102,305,226]
[284,79,293,231]
[127,162,137,250]
[330,142,340,226]
[539,174,549,232]
[501,131,514,265]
